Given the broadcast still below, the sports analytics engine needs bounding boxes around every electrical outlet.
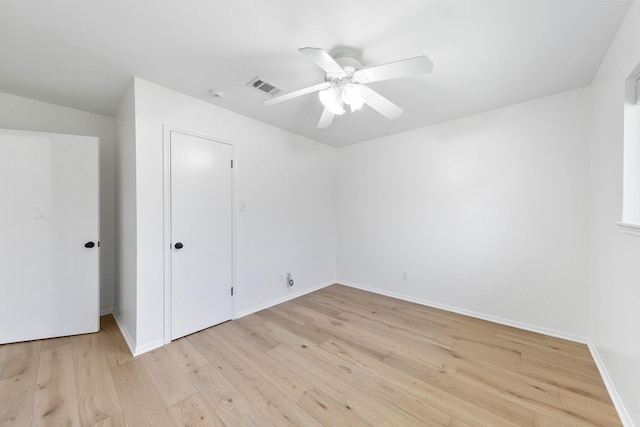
[402,272,408,281]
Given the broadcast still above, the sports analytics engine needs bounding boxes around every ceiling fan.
[263,47,433,128]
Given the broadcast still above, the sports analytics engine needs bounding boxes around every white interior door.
[170,131,233,340]
[0,129,99,344]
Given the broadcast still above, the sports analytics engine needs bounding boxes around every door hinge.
[231,159,234,168]
[231,286,234,296]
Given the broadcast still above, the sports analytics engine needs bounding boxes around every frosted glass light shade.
[319,87,345,115]
[342,84,365,111]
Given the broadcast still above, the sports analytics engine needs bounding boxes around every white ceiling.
[0,0,632,147]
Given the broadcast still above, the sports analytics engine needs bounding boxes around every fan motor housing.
[334,55,362,71]
[324,54,362,84]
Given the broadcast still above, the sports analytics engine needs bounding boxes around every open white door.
[169,130,233,340]
[0,129,99,344]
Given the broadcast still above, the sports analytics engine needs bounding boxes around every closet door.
[0,129,99,344]
[170,130,233,340]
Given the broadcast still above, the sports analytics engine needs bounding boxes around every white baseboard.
[587,340,634,427]
[112,310,136,355]
[338,281,588,344]
[100,307,113,316]
[112,310,164,357]
[235,281,335,319]
[133,339,165,357]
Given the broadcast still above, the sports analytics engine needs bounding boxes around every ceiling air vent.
[247,76,282,96]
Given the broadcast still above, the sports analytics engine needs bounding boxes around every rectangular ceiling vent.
[247,76,282,97]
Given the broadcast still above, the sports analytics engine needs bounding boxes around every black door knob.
[174,242,184,249]
[84,241,95,248]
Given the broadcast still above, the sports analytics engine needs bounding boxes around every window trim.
[616,221,640,237]
[619,63,640,236]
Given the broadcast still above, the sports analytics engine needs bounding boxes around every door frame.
[162,125,236,345]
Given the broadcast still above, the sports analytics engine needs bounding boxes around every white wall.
[337,88,591,339]
[122,78,336,353]
[589,2,640,424]
[114,83,137,346]
[0,92,116,313]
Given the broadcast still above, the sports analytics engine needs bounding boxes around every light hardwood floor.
[0,284,621,426]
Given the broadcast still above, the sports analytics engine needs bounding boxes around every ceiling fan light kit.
[263,47,433,128]
[319,86,345,115]
[318,82,365,116]
[341,84,365,112]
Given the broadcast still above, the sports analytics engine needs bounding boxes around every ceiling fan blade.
[299,47,347,77]
[353,55,433,83]
[317,108,335,128]
[360,85,403,120]
[263,82,332,106]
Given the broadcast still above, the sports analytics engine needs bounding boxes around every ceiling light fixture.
[264,47,434,128]
[341,83,365,112]
[318,86,345,115]
[319,83,365,115]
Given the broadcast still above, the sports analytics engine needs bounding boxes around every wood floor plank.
[558,388,622,426]
[191,327,323,427]
[533,410,599,427]
[0,340,40,426]
[0,370,38,426]
[283,303,393,360]
[307,290,460,345]
[33,344,81,426]
[72,334,123,425]
[265,323,449,425]
[496,329,593,361]
[109,359,175,426]
[140,347,198,407]
[168,393,226,427]
[265,326,443,426]
[382,351,536,426]
[93,410,127,427]
[320,337,528,427]
[227,311,269,337]
[241,322,282,353]
[190,323,315,404]
[509,356,613,403]
[338,308,458,359]
[187,362,273,426]
[452,350,615,426]
[345,306,457,351]
[449,416,478,427]
[165,336,210,374]
[0,340,41,381]
[254,309,332,345]
[202,321,319,398]
[269,304,310,326]
[294,297,343,319]
[452,336,523,368]
[0,286,622,426]
[522,349,602,384]
[296,387,372,426]
[452,355,562,409]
